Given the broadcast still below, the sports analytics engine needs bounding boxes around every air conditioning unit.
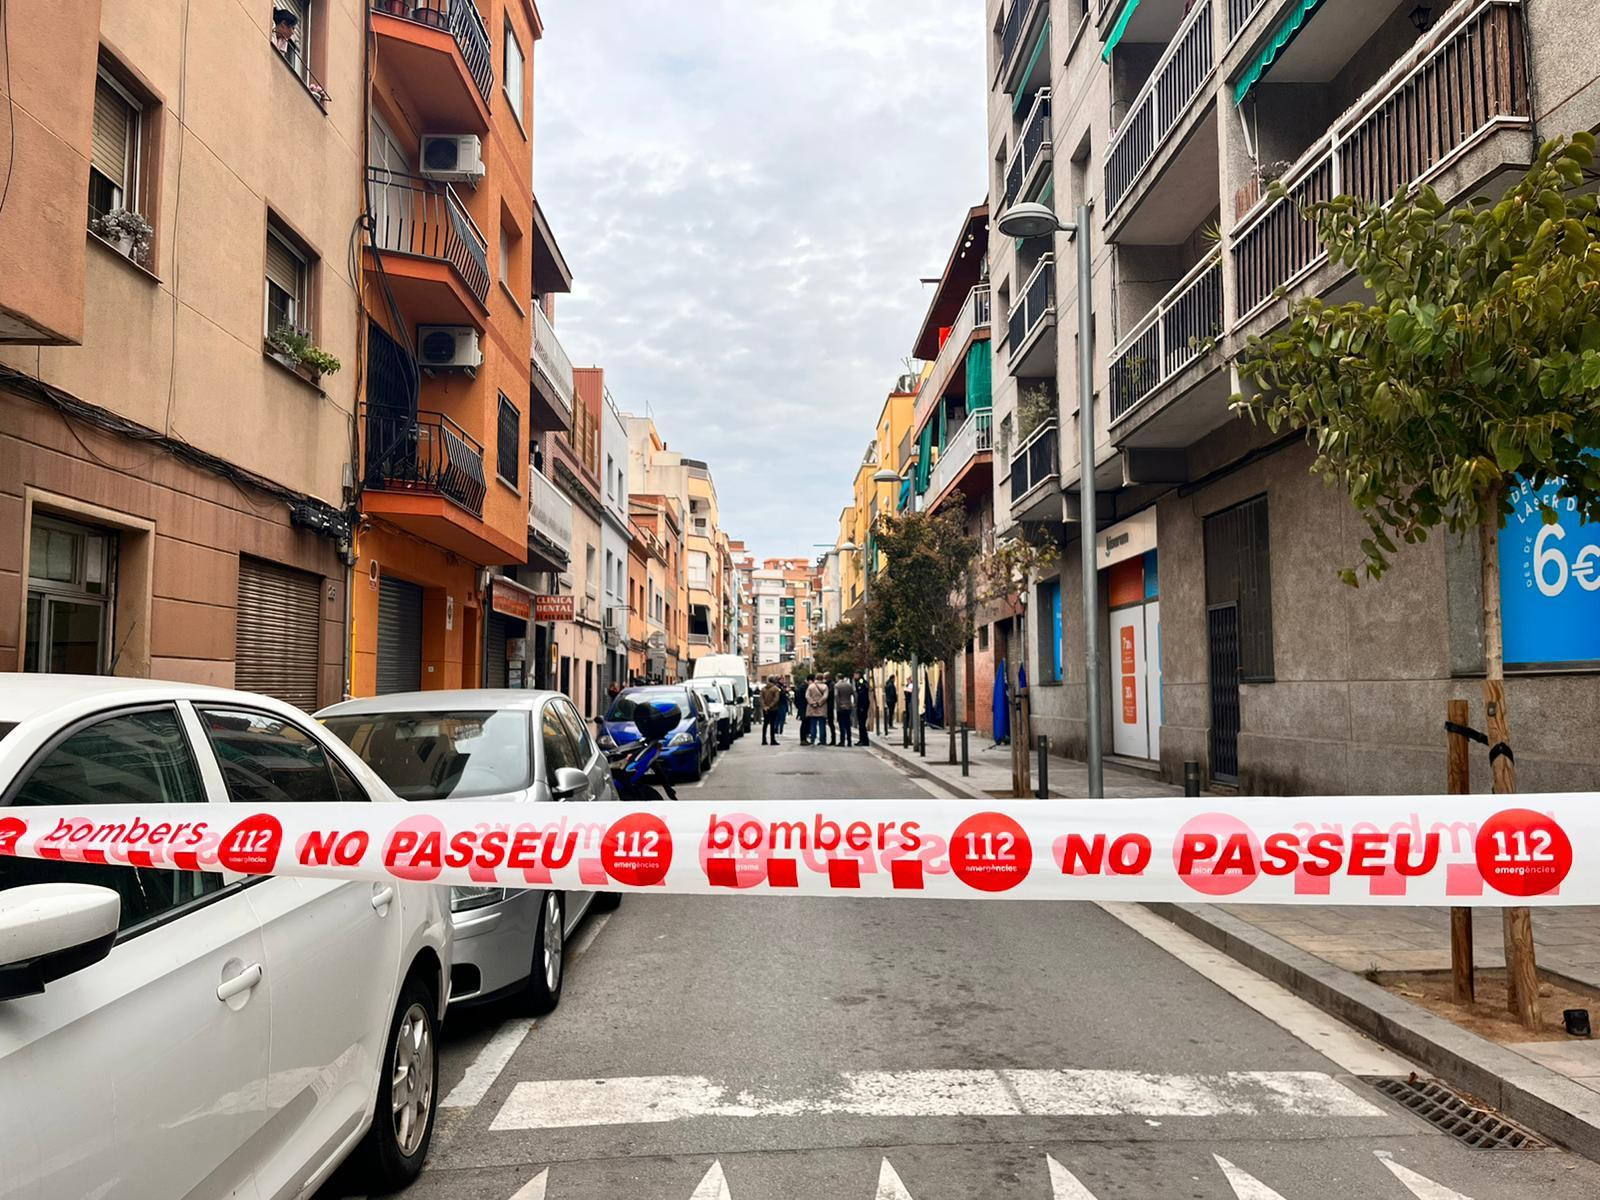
[417,326,482,373]
[419,135,485,184]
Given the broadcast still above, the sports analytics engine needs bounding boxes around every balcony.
[1109,256,1223,428]
[1006,256,1056,378]
[531,303,575,433]
[1227,0,1270,39]
[927,410,994,512]
[1004,89,1052,209]
[999,0,1047,94]
[1009,420,1060,522]
[528,463,573,571]
[1105,0,1215,218]
[1232,0,1531,326]
[914,285,992,435]
[366,168,491,327]
[371,0,493,131]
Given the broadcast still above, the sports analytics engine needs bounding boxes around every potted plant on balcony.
[90,207,154,268]
[267,322,343,385]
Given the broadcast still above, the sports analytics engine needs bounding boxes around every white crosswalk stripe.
[1047,1155,1100,1199]
[1381,1157,1475,1199]
[507,1168,548,1200]
[875,1158,915,1200]
[1215,1155,1289,1200]
[688,1160,732,1200]
[489,1068,1383,1130]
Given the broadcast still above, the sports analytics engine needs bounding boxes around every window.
[25,514,115,675]
[199,709,344,805]
[554,700,595,764]
[605,551,616,598]
[89,69,140,223]
[499,224,511,286]
[503,14,526,129]
[3,707,222,931]
[585,544,598,597]
[606,455,616,500]
[1037,577,1063,684]
[1204,495,1275,681]
[323,709,532,799]
[264,223,309,339]
[497,393,520,488]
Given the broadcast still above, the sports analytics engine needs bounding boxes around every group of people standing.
[759,672,874,747]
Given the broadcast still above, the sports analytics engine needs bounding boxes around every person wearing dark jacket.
[824,673,838,745]
[883,675,897,729]
[856,677,871,746]
[795,675,810,744]
[834,674,855,747]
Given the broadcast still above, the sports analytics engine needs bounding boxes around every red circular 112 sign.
[1475,808,1572,897]
[949,812,1032,892]
[603,812,673,887]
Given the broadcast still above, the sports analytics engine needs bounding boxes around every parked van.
[692,655,753,735]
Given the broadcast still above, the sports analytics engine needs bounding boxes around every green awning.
[915,423,933,493]
[1234,0,1324,104]
[1011,20,1052,114]
[1101,0,1141,62]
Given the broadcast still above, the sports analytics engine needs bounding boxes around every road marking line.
[1381,1158,1475,1199]
[507,1168,548,1200]
[1047,1155,1100,1199]
[1098,902,1415,1078]
[443,911,613,1110]
[875,1158,914,1199]
[689,1160,732,1200]
[488,1067,1382,1130]
[1215,1155,1289,1199]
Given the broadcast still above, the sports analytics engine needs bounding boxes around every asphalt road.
[338,727,1600,1200]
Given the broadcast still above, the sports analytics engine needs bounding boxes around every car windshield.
[321,710,530,800]
[606,689,689,722]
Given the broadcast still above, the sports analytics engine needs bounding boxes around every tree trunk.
[1446,699,1474,1005]
[1480,495,1540,1030]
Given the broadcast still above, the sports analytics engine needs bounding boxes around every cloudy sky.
[533,0,989,560]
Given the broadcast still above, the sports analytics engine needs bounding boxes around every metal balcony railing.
[1109,257,1223,424]
[373,0,493,105]
[363,405,487,517]
[1000,0,1039,84]
[1227,0,1270,39]
[1006,256,1055,360]
[366,167,491,307]
[270,27,330,110]
[1232,0,1530,323]
[914,285,992,433]
[529,462,573,559]
[531,302,575,420]
[1105,0,1214,215]
[1009,420,1059,507]
[1005,88,1052,207]
[927,410,994,505]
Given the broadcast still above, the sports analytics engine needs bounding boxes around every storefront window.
[24,515,115,674]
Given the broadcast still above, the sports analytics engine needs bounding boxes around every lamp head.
[995,202,1071,239]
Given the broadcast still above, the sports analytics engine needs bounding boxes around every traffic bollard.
[961,725,970,776]
[1036,735,1049,799]
[1184,760,1201,797]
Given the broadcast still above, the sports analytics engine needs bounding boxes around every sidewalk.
[869,726,1181,800]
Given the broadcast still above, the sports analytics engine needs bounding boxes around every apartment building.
[1,1,359,707]
[547,365,606,715]
[598,384,631,694]
[730,540,755,670]
[987,0,1600,790]
[629,492,682,680]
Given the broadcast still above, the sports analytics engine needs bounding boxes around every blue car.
[598,685,713,782]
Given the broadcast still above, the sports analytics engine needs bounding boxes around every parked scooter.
[606,701,682,803]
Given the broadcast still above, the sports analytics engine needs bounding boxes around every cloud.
[533,0,987,555]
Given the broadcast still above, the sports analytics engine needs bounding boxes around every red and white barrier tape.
[0,797,1586,905]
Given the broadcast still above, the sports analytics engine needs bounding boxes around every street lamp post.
[994,200,1103,798]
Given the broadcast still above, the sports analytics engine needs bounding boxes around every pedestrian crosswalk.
[492,1152,1476,1199]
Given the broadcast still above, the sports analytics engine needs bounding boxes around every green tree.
[870,502,980,716]
[813,618,869,677]
[1233,133,1600,1027]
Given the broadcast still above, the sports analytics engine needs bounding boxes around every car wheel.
[685,751,704,783]
[353,974,438,1191]
[519,891,565,1015]
[592,888,623,912]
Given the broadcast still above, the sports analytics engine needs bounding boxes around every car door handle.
[371,885,396,912]
[217,962,264,1003]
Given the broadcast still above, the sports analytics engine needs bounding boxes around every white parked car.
[692,654,753,735]
[689,680,733,751]
[0,677,452,1200]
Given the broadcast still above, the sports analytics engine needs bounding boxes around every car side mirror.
[0,883,121,1002]
[550,766,589,801]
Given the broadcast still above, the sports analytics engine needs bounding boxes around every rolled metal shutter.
[377,577,424,694]
[236,558,322,710]
[485,614,509,688]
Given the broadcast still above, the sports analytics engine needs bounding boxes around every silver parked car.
[318,690,616,1014]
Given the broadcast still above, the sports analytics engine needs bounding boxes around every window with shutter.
[89,71,139,220]
[503,16,525,127]
[264,227,307,337]
[497,393,520,488]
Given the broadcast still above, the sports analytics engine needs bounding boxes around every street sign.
[534,594,576,622]
[492,580,533,620]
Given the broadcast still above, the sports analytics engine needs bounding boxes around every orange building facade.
[350,0,542,695]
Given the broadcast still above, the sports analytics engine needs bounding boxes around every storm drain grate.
[1367,1077,1548,1149]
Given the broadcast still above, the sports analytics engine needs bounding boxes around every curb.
[868,741,991,801]
[1147,902,1600,1162]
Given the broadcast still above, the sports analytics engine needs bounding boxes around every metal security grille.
[376,577,424,695]
[1204,495,1274,681]
[497,393,520,488]
[235,558,321,710]
[485,613,509,689]
[1207,603,1241,784]
[1369,1077,1549,1149]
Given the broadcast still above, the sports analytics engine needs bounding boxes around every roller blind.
[265,231,303,297]
[235,558,322,710]
[92,76,134,191]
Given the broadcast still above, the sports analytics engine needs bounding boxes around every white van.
[692,655,753,735]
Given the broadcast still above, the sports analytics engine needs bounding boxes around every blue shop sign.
[1499,477,1600,668]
